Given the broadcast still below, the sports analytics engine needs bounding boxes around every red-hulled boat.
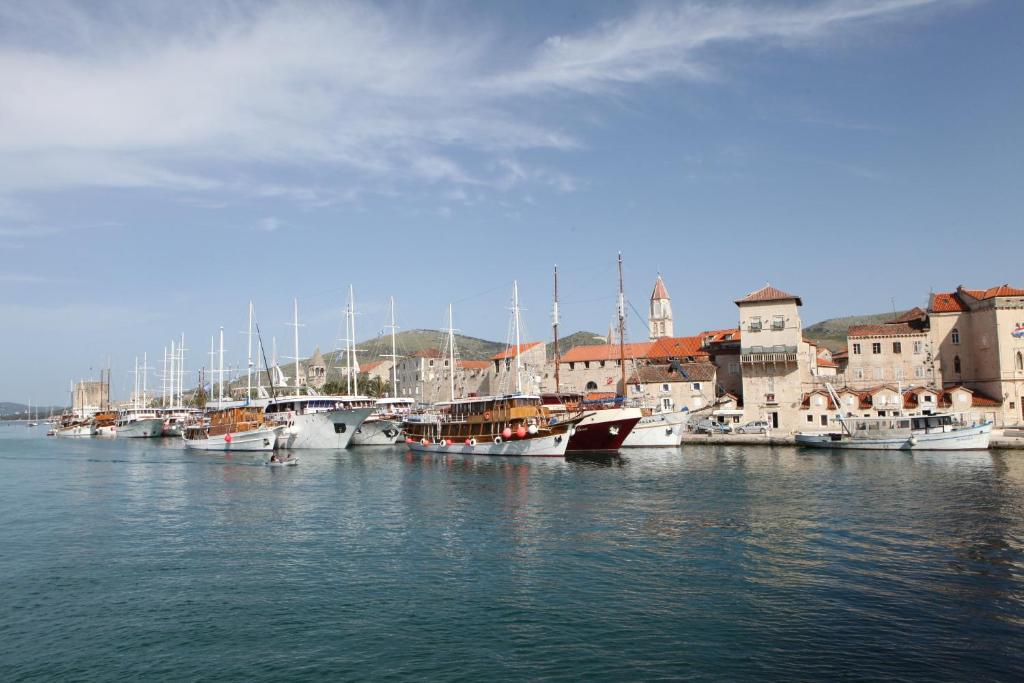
[541,393,641,452]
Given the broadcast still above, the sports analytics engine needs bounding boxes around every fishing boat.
[351,397,415,445]
[182,406,280,451]
[54,413,96,438]
[795,384,993,451]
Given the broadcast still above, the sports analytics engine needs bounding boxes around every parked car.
[694,419,732,434]
[737,420,771,435]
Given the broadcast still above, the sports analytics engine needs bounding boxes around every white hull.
[274,407,374,450]
[621,411,687,448]
[183,426,280,451]
[95,425,117,437]
[350,417,404,446]
[116,418,165,438]
[55,424,96,438]
[408,431,571,457]
[795,422,992,451]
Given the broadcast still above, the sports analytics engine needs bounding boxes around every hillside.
[803,310,908,352]
[0,402,62,419]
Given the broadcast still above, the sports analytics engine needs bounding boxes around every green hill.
[803,310,908,352]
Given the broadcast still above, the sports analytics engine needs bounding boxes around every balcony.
[740,345,798,365]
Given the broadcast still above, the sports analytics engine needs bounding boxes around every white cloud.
[0,0,951,204]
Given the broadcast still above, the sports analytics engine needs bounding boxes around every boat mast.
[290,298,301,393]
[142,351,149,408]
[346,287,355,395]
[617,252,626,400]
[133,357,139,410]
[388,296,399,397]
[178,334,186,409]
[162,346,168,408]
[208,336,216,406]
[447,303,456,402]
[552,265,560,394]
[513,280,523,394]
[218,327,225,406]
[169,340,176,408]
[247,300,254,401]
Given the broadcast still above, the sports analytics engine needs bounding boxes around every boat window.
[898,420,910,429]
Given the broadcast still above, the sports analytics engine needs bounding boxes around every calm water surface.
[1,427,1023,680]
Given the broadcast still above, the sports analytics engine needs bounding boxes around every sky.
[1,0,1021,404]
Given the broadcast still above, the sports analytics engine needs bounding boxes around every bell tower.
[649,274,674,339]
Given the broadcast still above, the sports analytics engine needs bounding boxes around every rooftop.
[646,335,706,360]
[735,284,803,306]
[491,342,543,361]
[651,275,670,301]
[631,362,716,383]
[847,322,927,338]
[560,341,653,363]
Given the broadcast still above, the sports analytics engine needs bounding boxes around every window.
[820,415,828,426]
[444,359,449,366]
[952,328,960,345]
[585,381,598,391]
[894,367,904,380]
[914,366,925,379]
[846,396,856,406]
[749,316,762,332]
[873,367,884,380]
[1017,352,1023,371]
[599,360,605,368]
[729,362,739,374]
[854,368,865,379]
[877,395,887,405]
[853,343,862,355]
[662,383,671,392]
[953,355,962,373]
[914,341,924,354]
[771,315,784,331]
[959,393,968,403]
[429,360,434,367]
[923,394,934,403]
[584,361,590,369]
[893,342,902,354]
[663,397,674,410]
[806,414,814,423]
[814,395,823,406]
[872,343,881,354]
[691,382,700,391]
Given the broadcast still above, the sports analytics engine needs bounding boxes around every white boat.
[268,456,299,467]
[264,395,375,449]
[794,383,992,451]
[796,413,992,450]
[620,408,688,447]
[55,420,96,438]
[351,397,415,446]
[182,407,280,451]
[115,408,164,438]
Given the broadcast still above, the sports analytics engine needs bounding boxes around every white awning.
[713,409,744,416]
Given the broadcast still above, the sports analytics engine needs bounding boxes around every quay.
[681,430,1024,450]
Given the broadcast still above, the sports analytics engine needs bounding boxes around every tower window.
[952,329,960,345]
[953,355,962,373]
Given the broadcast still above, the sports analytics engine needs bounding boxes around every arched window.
[585,381,598,391]
[1017,351,1023,371]
[953,355,962,374]
[952,328,960,345]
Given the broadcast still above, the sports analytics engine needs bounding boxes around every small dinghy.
[268,457,299,467]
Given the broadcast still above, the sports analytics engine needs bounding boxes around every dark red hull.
[566,415,641,452]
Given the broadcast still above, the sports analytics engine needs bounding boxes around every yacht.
[263,395,375,449]
[541,393,641,452]
[115,407,165,438]
[620,407,689,447]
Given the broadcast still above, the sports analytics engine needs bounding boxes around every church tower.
[648,275,674,339]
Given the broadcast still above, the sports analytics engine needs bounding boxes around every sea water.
[1,426,1023,680]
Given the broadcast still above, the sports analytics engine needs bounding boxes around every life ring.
[421,438,430,446]
[483,411,492,421]
[494,436,502,444]
[469,438,477,447]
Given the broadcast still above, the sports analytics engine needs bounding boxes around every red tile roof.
[646,335,706,360]
[490,342,543,361]
[847,323,926,338]
[701,328,741,344]
[969,284,1024,300]
[360,360,385,373]
[816,357,838,368]
[942,385,1003,407]
[457,360,490,370]
[584,392,617,403]
[412,348,442,358]
[735,284,802,306]
[630,362,716,383]
[651,275,670,301]
[560,342,653,363]
[929,292,967,313]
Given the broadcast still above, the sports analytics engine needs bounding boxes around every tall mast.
[178,334,186,408]
[247,300,254,400]
[290,298,301,392]
[346,288,354,395]
[513,280,523,394]
[617,252,626,399]
[447,303,456,402]
[169,340,176,408]
[552,264,560,393]
[388,296,398,397]
[162,346,168,408]
[218,327,225,405]
[348,285,358,395]
[208,336,216,405]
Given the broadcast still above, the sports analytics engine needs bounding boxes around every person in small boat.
[270,454,281,463]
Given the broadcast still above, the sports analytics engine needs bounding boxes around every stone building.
[626,362,717,414]
[489,342,547,395]
[735,284,810,432]
[554,341,651,395]
[844,310,933,388]
[394,349,492,403]
[305,346,327,391]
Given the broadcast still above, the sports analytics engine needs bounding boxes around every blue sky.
[1,0,1021,404]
